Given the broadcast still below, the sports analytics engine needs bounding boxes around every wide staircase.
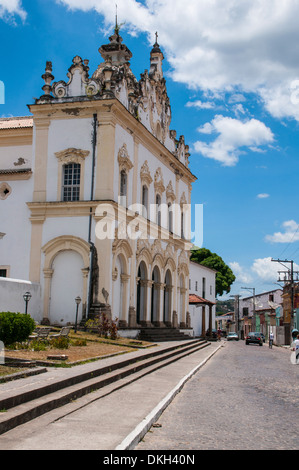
[139,327,194,342]
[0,338,210,436]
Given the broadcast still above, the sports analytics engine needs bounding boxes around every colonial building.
[0,28,203,336]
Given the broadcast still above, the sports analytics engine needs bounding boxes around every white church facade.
[0,28,216,337]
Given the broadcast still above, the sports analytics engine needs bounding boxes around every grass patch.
[0,366,24,377]
[3,330,153,366]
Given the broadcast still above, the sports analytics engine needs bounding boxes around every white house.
[188,261,216,337]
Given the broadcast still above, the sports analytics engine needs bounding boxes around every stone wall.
[0,278,42,323]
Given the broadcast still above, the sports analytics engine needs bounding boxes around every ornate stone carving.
[55,148,90,164]
[118,144,133,172]
[180,192,187,207]
[140,161,153,186]
[154,167,165,194]
[166,181,176,202]
[41,61,54,100]
[52,56,100,100]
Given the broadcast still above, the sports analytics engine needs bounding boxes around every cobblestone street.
[136,341,299,450]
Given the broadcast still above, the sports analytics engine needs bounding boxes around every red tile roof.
[0,117,33,130]
[189,294,216,305]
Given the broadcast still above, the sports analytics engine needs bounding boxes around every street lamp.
[74,296,82,333]
[23,291,32,315]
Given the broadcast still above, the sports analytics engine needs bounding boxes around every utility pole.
[230,294,241,336]
[271,258,299,337]
[241,287,256,330]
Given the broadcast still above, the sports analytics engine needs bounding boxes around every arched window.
[142,185,149,218]
[168,202,173,233]
[62,163,81,201]
[181,209,185,239]
[120,170,127,206]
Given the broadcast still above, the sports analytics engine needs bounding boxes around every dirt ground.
[3,332,152,365]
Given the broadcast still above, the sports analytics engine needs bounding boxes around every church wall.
[0,278,42,321]
[0,144,32,171]
[41,216,90,250]
[47,117,95,202]
[0,177,33,280]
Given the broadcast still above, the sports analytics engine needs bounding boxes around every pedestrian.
[292,334,299,364]
[269,331,274,349]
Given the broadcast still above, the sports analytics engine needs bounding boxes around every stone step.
[0,339,209,435]
[139,328,193,342]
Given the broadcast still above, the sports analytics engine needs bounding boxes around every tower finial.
[155,31,158,45]
[115,4,118,34]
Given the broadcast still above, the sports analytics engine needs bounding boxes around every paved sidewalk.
[0,341,223,450]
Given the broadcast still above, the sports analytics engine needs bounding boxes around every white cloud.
[0,0,27,22]
[51,1,299,123]
[265,220,299,243]
[186,100,214,110]
[257,193,270,199]
[228,94,246,104]
[251,257,280,282]
[232,103,246,118]
[230,262,253,284]
[251,256,299,282]
[193,115,274,166]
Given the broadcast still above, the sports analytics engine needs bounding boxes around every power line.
[276,222,299,259]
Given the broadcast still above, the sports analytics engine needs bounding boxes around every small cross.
[155,32,158,44]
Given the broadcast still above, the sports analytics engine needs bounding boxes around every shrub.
[50,336,70,350]
[0,312,36,346]
[30,340,48,351]
[86,313,119,340]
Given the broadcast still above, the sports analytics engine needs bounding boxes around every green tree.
[190,248,236,297]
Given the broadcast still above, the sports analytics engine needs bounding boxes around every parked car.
[227,332,239,341]
[245,332,263,346]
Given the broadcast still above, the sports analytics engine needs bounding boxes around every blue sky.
[1,0,299,299]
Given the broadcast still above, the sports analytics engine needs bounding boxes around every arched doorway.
[49,250,84,325]
[42,236,91,326]
[164,270,172,326]
[136,261,147,325]
[151,265,161,325]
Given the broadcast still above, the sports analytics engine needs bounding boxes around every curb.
[115,343,224,450]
